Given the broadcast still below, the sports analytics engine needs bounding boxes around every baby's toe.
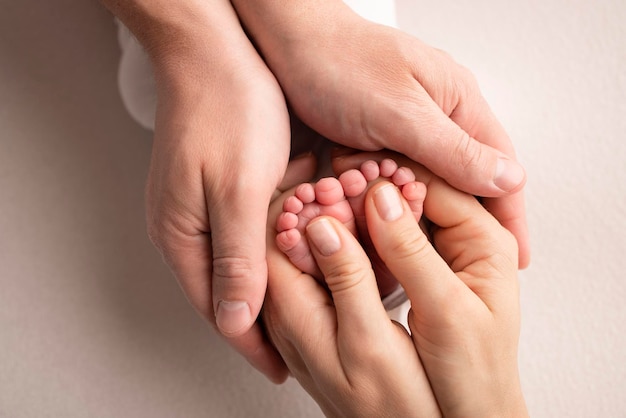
[314,177,345,206]
[339,169,368,198]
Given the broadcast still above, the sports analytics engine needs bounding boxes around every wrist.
[474,379,529,418]
[102,0,258,80]
[230,0,361,67]
[103,0,216,50]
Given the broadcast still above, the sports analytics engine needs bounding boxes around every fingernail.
[216,300,252,335]
[494,158,526,192]
[307,218,341,256]
[374,184,403,221]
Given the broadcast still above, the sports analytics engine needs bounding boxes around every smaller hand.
[263,152,527,417]
[264,194,441,418]
[363,154,528,417]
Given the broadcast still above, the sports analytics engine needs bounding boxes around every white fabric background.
[1,0,624,417]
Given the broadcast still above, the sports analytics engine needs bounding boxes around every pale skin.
[100,0,529,383]
[265,152,528,417]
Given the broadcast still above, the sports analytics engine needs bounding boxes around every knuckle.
[144,206,179,255]
[386,228,431,265]
[451,131,484,175]
[324,261,372,294]
[212,255,258,282]
[144,207,199,270]
[144,222,180,270]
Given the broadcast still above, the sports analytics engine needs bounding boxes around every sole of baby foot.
[276,177,357,279]
[276,159,426,299]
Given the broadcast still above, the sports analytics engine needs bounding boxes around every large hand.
[230,1,529,267]
[102,0,291,382]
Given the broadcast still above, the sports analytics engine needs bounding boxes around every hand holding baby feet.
[275,159,426,297]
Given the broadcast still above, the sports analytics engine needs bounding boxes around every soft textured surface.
[1,0,624,416]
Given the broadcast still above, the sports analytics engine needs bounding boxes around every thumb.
[364,182,464,318]
[386,97,526,198]
[209,189,294,382]
[209,190,271,337]
[305,216,391,341]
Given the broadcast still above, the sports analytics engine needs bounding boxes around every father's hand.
[103,0,291,382]
[231,0,530,267]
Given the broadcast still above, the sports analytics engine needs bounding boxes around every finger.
[366,179,518,315]
[208,188,300,383]
[209,189,271,337]
[456,96,516,157]
[422,178,520,313]
[383,93,526,198]
[483,191,530,269]
[264,201,345,384]
[305,217,392,343]
[333,152,529,268]
[455,99,530,268]
[334,152,519,276]
[363,181,465,319]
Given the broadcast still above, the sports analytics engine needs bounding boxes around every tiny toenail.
[374,184,403,221]
[307,219,341,256]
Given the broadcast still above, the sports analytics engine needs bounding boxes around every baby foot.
[276,159,426,285]
[339,159,426,224]
[275,177,356,278]
[339,159,427,296]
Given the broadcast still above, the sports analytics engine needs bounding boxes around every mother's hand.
[263,155,527,417]
[263,196,441,417]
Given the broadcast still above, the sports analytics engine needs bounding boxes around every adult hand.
[230,0,530,268]
[263,153,527,417]
[263,192,441,418]
[102,0,291,382]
